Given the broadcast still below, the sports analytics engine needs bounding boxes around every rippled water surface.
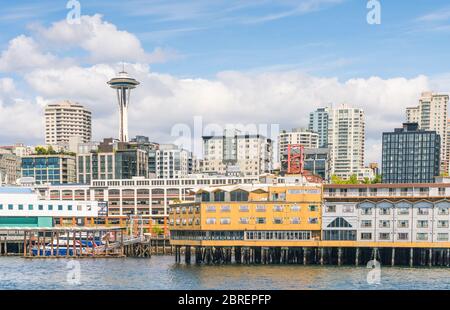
[1,256,450,290]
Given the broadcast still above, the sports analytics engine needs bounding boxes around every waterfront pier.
[174,245,450,267]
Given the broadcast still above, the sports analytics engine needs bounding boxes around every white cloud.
[34,14,178,64]
[19,63,437,164]
[0,35,69,72]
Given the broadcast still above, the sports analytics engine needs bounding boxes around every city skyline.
[1,1,450,165]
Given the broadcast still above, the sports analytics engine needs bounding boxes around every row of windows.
[360,232,448,241]
[203,205,318,213]
[359,208,446,216]
[0,204,89,211]
[169,217,319,226]
[359,220,449,228]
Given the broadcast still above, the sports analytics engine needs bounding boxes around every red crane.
[286,144,304,175]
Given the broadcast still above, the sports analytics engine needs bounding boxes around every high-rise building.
[406,106,420,124]
[278,128,318,163]
[44,101,92,148]
[382,123,440,184]
[328,104,365,180]
[21,154,76,185]
[309,107,330,148]
[202,129,273,176]
[406,92,449,173]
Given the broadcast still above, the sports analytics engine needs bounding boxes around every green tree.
[371,174,382,184]
[348,174,358,184]
[152,226,164,236]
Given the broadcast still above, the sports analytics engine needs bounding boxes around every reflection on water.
[0,256,449,290]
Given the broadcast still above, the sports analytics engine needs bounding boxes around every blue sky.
[1,0,450,79]
[0,0,450,163]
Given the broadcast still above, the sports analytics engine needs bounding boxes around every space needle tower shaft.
[107,69,140,142]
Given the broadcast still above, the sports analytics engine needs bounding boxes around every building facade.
[77,138,148,183]
[323,183,450,244]
[382,123,440,184]
[0,149,20,185]
[45,101,92,149]
[149,144,193,179]
[21,155,76,185]
[328,105,365,180]
[309,107,330,148]
[304,148,331,182]
[169,183,323,246]
[0,187,98,228]
[278,128,319,163]
[37,176,259,232]
[202,130,273,176]
[406,92,449,173]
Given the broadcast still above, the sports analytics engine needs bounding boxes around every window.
[8,204,13,210]
[437,233,449,241]
[256,205,266,212]
[379,233,390,240]
[397,208,409,215]
[273,217,283,224]
[308,217,318,224]
[398,220,409,228]
[290,205,300,211]
[58,205,63,211]
[328,217,352,228]
[38,205,43,211]
[220,218,231,225]
[214,191,225,202]
[309,205,318,212]
[417,220,428,228]
[343,205,354,213]
[326,205,336,213]
[379,220,390,228]
[256,217,266,224]
[18,204,24,210]
[361,233,372,240]
[273,205,283,212]
[437,220,448,228]
[290,217,300,224]
[379,208,390,215]
[230,190,248,202]
[361,208,372,215]
[48,205,53,211]
[220,205,231,212]
[28,204,33,210]
[398,233,409,241]
[68,205,72,211]
[361,220,372,228]
[236,205,248,212]
[206,218,216,225]
[438,208,449,215]
[206,206,216,212]
[239,217,249,224]
[416,233,428,241]
[417,208,429,215]
[0,204,2,210]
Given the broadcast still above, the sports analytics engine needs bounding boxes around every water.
[0,256,450,290]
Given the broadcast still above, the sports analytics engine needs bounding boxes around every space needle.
[107,68,140,142]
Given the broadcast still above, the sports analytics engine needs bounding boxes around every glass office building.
[382,123,440,184]
[21,155,76,185]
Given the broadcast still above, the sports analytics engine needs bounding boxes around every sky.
[0,0,450,164]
